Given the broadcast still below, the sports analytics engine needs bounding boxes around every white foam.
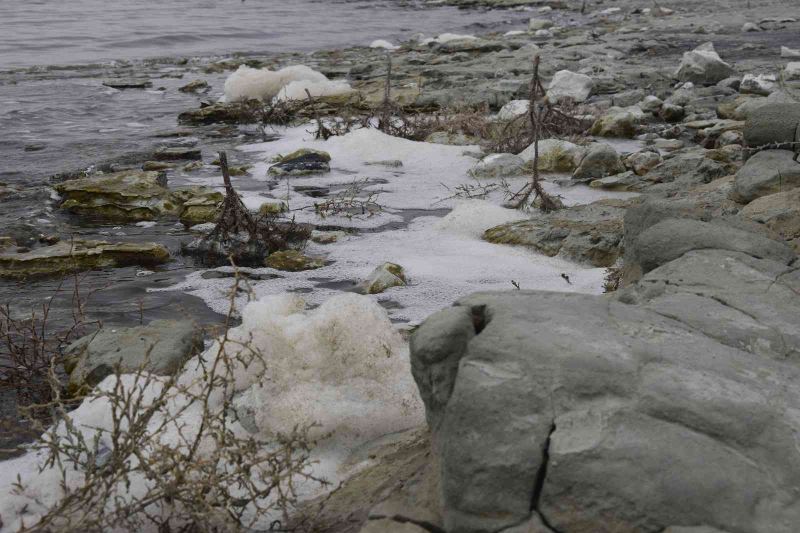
[369,39,399,50]
[223,65,329,102]
[0,294,423,531]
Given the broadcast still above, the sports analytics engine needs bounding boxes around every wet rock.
[469,153,526,178]
[740,73,777,96]
[268,149,331,176]
[179,79,209,93]
[178,101,259,124]
[572,143,624,181]
[674,42,735,85]
[659,102,685,122]
[356,263,407,294]
[258,201,289,216]
[732,149,800,202]
[142,161,174,171]
[102,78,153,89]
[626,150,663,176]
[264,249,324,271]
[365,159,403,168]
[589,171,641,191]
[179,191,225,226]
[0,240,170,279]
[55,170,170,221]
[641,148,731,193]
[483,199,630,267]
[154,147,202,161]
[639,95,663,114]
[742,22,761,32]
[546,70,593,104]
[64,319,203,395]
[311,230,347,244]
[54,170,222,223]
[741,188,800,248]
[528,18,553,31]
[590,106,641,138]
[518,139,583,172]
[183,161,205,171]
[433,38,505,54]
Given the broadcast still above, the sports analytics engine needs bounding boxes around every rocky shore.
[1,0,800,531]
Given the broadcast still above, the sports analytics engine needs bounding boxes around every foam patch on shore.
[0,293,423,531]
[223,65,330,102]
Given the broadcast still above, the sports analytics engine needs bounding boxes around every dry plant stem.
[305,89,332,141]
[507,55,563,212]
[14,270,325,532]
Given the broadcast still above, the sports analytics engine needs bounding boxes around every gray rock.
[741,188,800,247]
[469,153,526,179]
[546,70,594,104]
[739,73,777,96]
[483,199,631,267]
[64,319,203,394]
[630,217,795,274]
[572,143,624,181]
[410,248,800,532]
[674,42,736,85]
[589,106,642,138]
[742,103,800,149]
[732,149,800,202]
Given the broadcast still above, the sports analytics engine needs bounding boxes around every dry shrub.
[10,274,324,533]
[1,276,101,457]
[183,152,311,267]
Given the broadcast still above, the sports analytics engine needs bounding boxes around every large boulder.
[674,42,736,85]
[546,70,594,104]
[742,103,800,149]
[628,217,795,274]
[64,319,203,395]
[732,149,800,202]
[741,188,800,249]
[483,199,631,267]
[410,246,800,533]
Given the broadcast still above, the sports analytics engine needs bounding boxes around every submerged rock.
[153,147,202,161]
[179,79,209,93]
[64,320,203,396]
[102,78,153,89]
[0,240,170,279]
[268,149,331,176]
[483,199,630,267]
[356,263,407,294]
[264,249,324,271]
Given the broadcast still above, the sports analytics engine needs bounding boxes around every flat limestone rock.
[732,149,800,202]
[0,240,170,279]
[483,199,631,267]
